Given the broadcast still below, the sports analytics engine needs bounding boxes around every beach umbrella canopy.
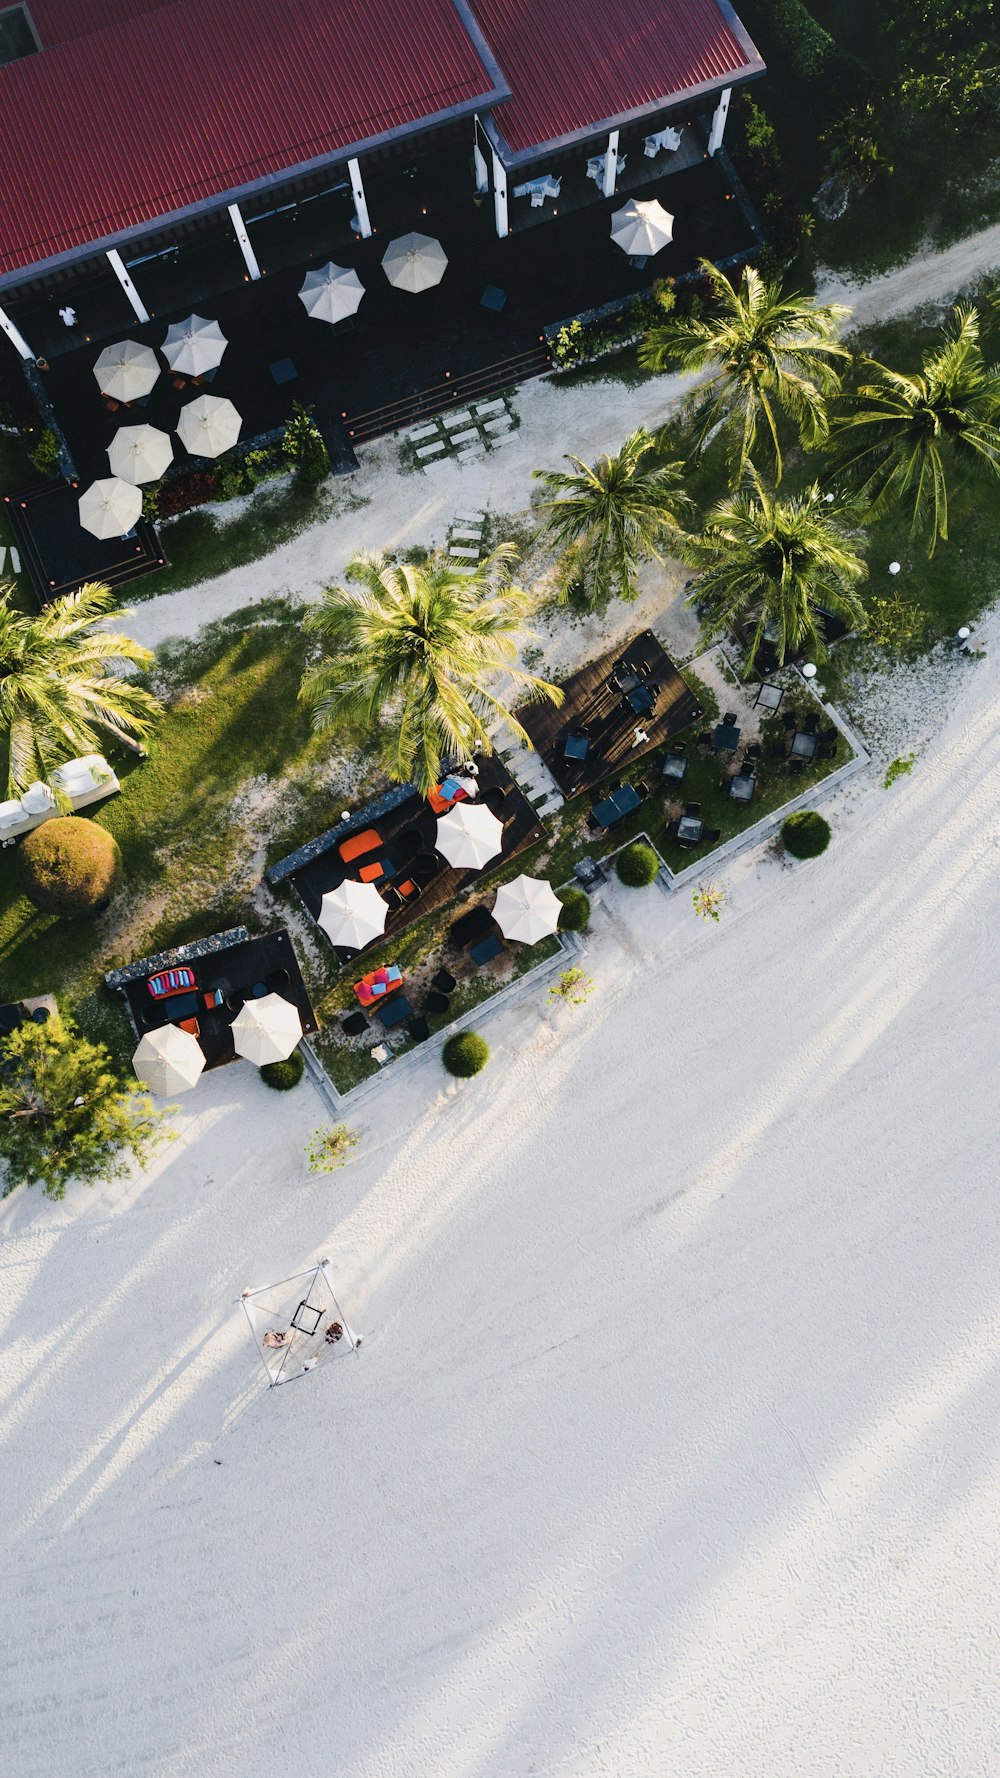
[78,475,142,538]
[436,801,504,870]
[231,993,302,1066]
[107,422,173,485]
[610,198,674,257]
[318,880,388,949]
[299,262,365,324]
[161,313,228,377]
[93,339,160,402]
[132,1024,205,1095]
[176,393,242,458]
[382,231,448,293]
[492,874,562,944]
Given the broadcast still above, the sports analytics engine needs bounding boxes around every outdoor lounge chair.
[147,967,196,999]
[723,711,737,726]
[451,906,494,949]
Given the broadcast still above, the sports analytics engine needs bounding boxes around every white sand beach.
[1,594,997,1775]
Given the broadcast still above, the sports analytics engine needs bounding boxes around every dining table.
[677,814,704,843]
[591,783,642,829]
[790,731,818,761]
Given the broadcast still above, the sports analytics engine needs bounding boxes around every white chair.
[530,190,545,208]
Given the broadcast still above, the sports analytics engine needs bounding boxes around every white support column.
[228,203,262,279]
[0,304,34,361]
[602,129,620,198]
[491,153,508,238]
[708,86,732,156]
[106,249,150,322]
[473,142,489,194]
[348,158,372,238]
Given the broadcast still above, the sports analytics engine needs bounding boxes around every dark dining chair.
[424,990,450,1015]
[804,711,820,735]
[432,967,457,993]
[723,710,737,726]
[744,742,763,760]
[341,1010,368,1036]
[703,826,722,843]
[684,801,702,818]
[406,1016,430,1045]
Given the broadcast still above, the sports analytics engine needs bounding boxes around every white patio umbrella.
[299,262,365,325]
[78,476,142,538]
[610,198,674,257]
[93,339,160,402]
[492,874,562,944]
[318,880,388,949]
[107,422,173,484]
[176,393,242,458]
[231,993,302,1066]
[161,313,228,377]
[382,231,448,293]
[436,801,504,870]
[132,1024,205,1095]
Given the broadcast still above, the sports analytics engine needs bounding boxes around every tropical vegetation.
[17,816,122,916]
[442,1031,490,1077]
[0,581,159,796]
[781,809,832,858]
[300,547,561,792]
[534,427,692,610]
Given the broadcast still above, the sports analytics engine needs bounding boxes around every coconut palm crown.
[685,468,867,671]
[830,303,1000,554]
[299,546,562,792]
[534,427,692,612]
[0,581,158,797]
[639,259,851,479]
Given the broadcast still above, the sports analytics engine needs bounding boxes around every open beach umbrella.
[177,393,242,458]
[436,801,504,870]
[78,476,142,538]
[132,1024,205,1096]
[610,198,674,257]
[161,313,228,377]
[299,262,365,324]
[381,232,448,293]
[318,880,388,949]
[93,339,160,402]
[231,993,302,1066]
[107,422,173,485]
[492,874,562,944]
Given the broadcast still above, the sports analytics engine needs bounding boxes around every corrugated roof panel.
[468,0,762,156]
[0,0,497,275]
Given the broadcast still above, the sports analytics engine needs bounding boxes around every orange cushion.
[357,860,385,883]
[340,828,381,863]
[178,1017,200,1037]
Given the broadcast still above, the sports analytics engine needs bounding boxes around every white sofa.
[0,754,120,844]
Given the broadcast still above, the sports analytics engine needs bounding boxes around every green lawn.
[145,481,331,602]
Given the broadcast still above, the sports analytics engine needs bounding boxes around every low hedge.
[782,810,831,858]
[557,887,591,932]
[16,816,122,915]
[260,1052,305,1090]
[442,1032,490,1078]
[616,842,659,888]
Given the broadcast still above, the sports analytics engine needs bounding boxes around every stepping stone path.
[446,509,487,575]
[499,737,565,818]
[404,392,519,469]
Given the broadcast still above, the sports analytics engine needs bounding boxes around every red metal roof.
[0,0,498,276]
[468,0,762,157]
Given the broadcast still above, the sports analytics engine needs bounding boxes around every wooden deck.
[516,631,702,798]
[283,753,544,963]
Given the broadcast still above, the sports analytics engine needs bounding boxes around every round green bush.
[781,810,831,859]
[615,842,659,888]
[442,1031,490,1078]
[260,1051,305,1091]
[557,887,591,932]
[17,816,122,915]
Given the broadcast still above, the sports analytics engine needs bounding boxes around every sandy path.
[1,605,997,1775]
[817,218,1000,327]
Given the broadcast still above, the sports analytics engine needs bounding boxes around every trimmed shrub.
[442,1031,490,1078]
[260,1051,305,1091]
[17,816,122,915]
[615,841,659,888]
[557,887,591,932]
[781,810,831,859]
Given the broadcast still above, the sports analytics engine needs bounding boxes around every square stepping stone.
[450,428,479,445]
[473,398,507,418]
[415,441,447,460]
[449,545,480,558]
[442,409,473,429]
[485,415,513,434]
[408,423,440,442]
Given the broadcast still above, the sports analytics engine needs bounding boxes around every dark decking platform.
[268,753,544,962]
[106,926,317,1069]
[4,480,164,607]
[516,631,701,798]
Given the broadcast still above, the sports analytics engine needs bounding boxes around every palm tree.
[299,547,562,792]
[0,581,159,797]
[684,468,867,671]
[533,427,692,612]
[830,303,1000,554]
[639,259,851,479]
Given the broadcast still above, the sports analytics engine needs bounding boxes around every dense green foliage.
[300,547,561,791]
[261,1052,305,1090]
[556,887,591,932]
[534,427,692,610]
[17,817,122,915]
[615,842,660,887]
[442,1031,490,1077]
[781,809,832,857]
[282,403,330,485]
[0,1014,169,1199]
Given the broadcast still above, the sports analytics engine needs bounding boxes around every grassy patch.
[136,481,331,603]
